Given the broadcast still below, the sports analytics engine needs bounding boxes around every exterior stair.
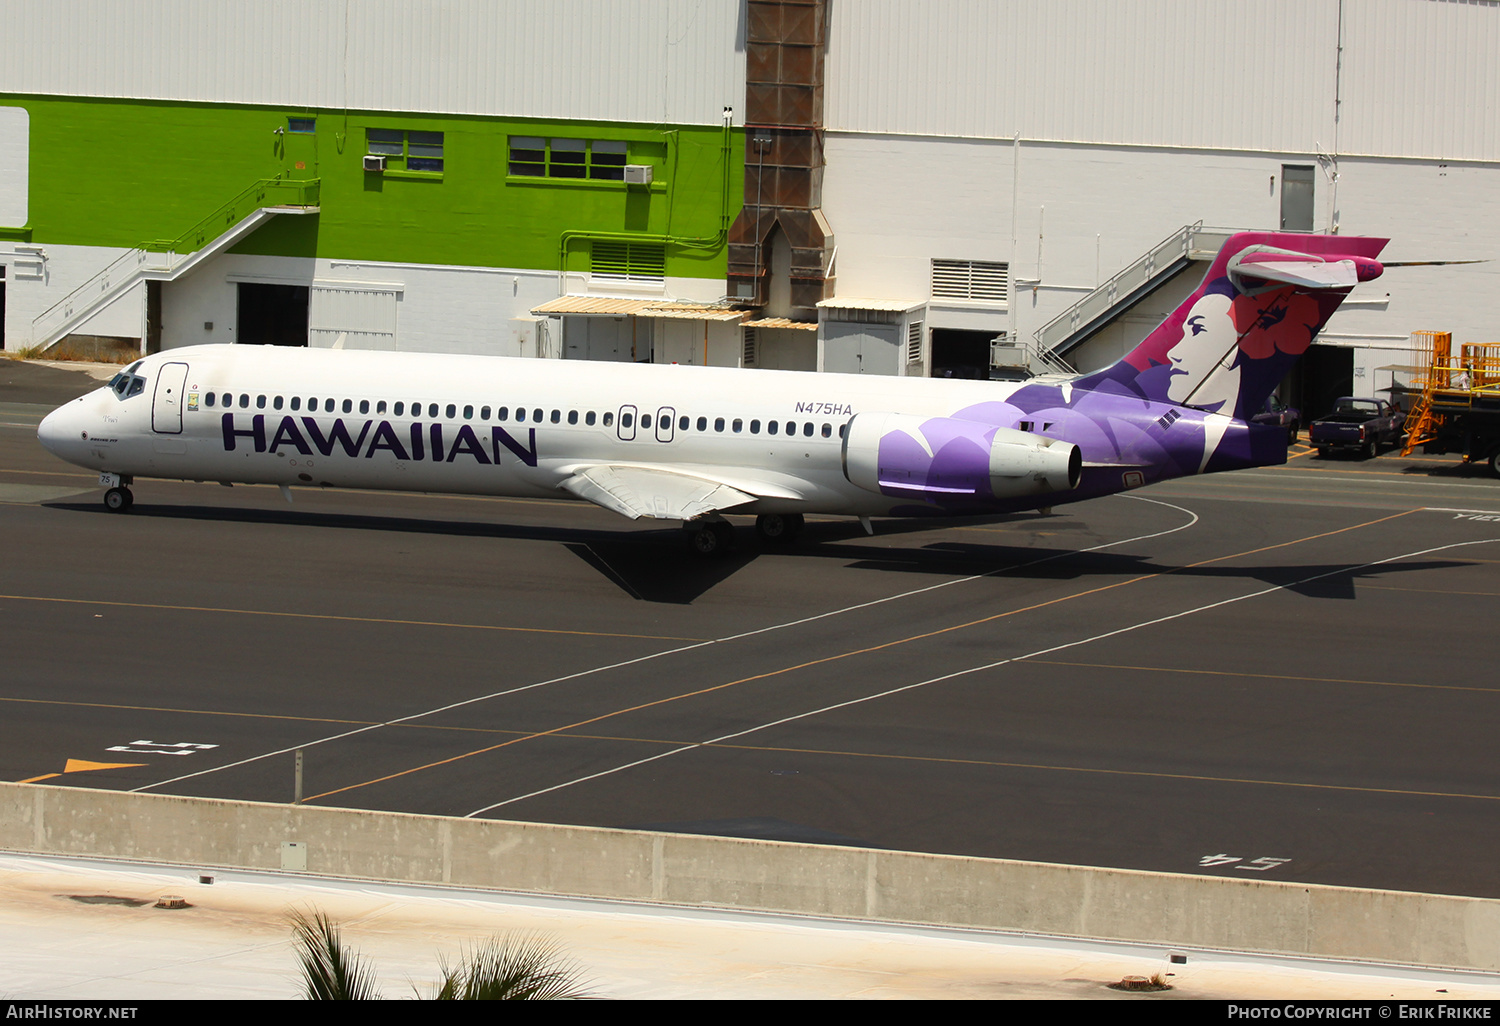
[30,177,320,350]
[1032,222,1238,369]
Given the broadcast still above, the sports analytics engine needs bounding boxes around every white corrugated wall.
[825,0,1498,162]
[0,0,745,127]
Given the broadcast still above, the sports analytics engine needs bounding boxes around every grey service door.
[822,322,900,375]
[151,361,189,434]
[1281,165,1315,231]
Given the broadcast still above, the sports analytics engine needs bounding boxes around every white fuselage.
[38,345,1044,519]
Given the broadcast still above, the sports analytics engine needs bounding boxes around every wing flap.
[560,464,758,521]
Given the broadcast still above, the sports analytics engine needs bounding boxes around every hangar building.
[1,0,1496,416]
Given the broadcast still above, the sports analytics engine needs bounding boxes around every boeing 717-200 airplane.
[37,232,1387,554]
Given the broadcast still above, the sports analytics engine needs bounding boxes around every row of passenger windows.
[202,391,847,439]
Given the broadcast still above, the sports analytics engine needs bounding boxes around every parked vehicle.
[1252,395,1301,445]
[1310,398,1406,459]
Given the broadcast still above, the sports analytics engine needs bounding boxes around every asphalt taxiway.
[5,358,1500,900]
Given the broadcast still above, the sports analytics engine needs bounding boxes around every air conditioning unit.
[623,164,654,185]
[363,155,386,172]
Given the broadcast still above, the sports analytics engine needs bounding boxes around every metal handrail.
[1032,222,1244,359]
[31,177,320,347]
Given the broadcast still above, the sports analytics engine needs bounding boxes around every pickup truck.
[1251,395,1301,446]
[1310,398,1406,459]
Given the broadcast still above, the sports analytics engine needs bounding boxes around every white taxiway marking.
[131,495,1200,795]
[466,534,1500,817]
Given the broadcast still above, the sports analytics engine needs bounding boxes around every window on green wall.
[367,129,444,173]
[509,137,632,181]
[288,118,316,134]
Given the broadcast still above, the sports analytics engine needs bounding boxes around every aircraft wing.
[559,463,764,521]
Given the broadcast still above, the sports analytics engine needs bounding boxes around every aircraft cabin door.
[655,406,675,443]
[617,404,637,441]
[151,362,189,434]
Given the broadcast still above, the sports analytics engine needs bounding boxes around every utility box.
[509,316,544,358]
[624,164,654,185]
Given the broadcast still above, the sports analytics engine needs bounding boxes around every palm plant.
[288,909,380,1000]
[432,934,589,1000]
[289,909,587,1000]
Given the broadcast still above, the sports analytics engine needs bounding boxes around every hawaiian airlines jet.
[37,232,1386,554]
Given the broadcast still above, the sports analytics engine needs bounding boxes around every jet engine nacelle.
[842,412,1081,501]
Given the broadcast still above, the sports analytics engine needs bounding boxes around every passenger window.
[377,400,387,414]
[256,395,267,409]
[480,406,490,420]
[714,417,725,432]
[585,411,596,426]
[732,419,742,433]
[803,422,813,437]
[205,392,217,407]
[516,408,526,422]
[750,419,761,434]
[696,416,707,431]
[641,414,651,429]
[621,412,634,429]
[273,396,284,410]
[532,408,543,422]
[342,399,352,414]
[567,410,578,425]
[326,399,337,413]
[785,421,795,435]
[839,423,848,438]
[291,396,302,411]
[679,416,688,430]
[393,401,403,416]
[428,403,439,418]
[498,407,509,421]
[463,405,473,419]
[446,404,456,419]
[550,409,561,424]
[603,411,614,426]
[768,421,778,435]
[821,423,832,438]
[359,400,370,414]
[239,394,250,409]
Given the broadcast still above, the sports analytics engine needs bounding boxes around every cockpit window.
[110,367,149,401]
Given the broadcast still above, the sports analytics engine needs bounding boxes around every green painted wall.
[4,94,741,279]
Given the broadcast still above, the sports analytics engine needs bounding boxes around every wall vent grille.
[932,259,1009,302]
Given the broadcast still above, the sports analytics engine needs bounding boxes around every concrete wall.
[4,781,1499,971]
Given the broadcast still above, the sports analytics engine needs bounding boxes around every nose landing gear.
[103,486,134,512]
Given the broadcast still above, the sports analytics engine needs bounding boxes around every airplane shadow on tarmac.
[43,499,1474,605]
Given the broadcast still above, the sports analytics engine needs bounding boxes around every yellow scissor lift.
[1401,330,1500,476]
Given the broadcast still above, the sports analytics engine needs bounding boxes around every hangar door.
[309,283,400,350]
[822,321,899,375]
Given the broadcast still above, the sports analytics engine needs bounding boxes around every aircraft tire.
[755,513,804,544]
[687,522,735,557]
[103,487,132,513]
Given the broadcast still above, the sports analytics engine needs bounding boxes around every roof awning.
[531,296,748,321]
[815,297,924,313]
[741,317,818,330]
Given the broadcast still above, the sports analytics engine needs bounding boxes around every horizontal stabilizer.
[1228,246,1382,294]
[560,464,757,521]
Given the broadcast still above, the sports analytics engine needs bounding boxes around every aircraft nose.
[37,400,85,458]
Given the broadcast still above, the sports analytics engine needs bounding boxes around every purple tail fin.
[1075,232,1388,420]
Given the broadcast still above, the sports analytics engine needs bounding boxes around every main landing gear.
[685,514,807,557]
[685,519,737,557]
[754,513,804,544]
[103,486,134,512]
